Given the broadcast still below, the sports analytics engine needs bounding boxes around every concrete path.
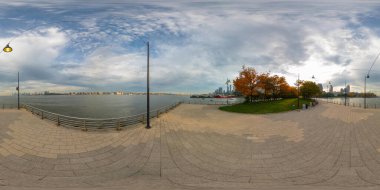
[0,103,380,189]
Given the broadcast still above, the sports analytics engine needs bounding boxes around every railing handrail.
[20,101,183,130]
[22,102,181,121]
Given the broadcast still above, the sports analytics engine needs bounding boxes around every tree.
[300,81,321,99]
[233,65,260,103]
[257,72,271,99]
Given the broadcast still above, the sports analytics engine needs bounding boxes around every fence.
[319,98,379,109]
[22,101,182,131]
[1,104,18,109]
[185,99,245,105]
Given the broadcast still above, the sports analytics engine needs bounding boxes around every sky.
[1,0,380,95]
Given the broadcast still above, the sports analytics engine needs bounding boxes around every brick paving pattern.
[0,102,380,189]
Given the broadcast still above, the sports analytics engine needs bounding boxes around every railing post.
[57,115,60,126]
[41,111,44,120]
[116,120,122,131]
[81,120,88,131]
[142,114,146,124]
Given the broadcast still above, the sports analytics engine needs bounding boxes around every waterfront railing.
[22,102,182,131]
[318,98,379,109]
[1,104,18,109]
[185,99,245,105]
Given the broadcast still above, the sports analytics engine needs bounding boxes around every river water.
[0,95,190,118]
[0,95,245,118]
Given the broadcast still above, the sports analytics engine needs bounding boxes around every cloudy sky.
[1,0,380,95]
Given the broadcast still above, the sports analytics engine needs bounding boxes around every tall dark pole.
[146,41,151,129]
[364,75,369,109]
[17,72,20,110]
[297,73,300,109]
[344,81,347,106]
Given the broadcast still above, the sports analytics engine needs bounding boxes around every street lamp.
[364,74,369,109]
[364,50,380,109]
[3,43,12,53]
[297,73,300,109]
[344,80,347,106]
[146,41,151,129]
[17,72,20,110]
[2,43,20,110]
[328,81,331,102]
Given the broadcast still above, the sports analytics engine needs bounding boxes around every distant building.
[318,83,323,92]
[329,85,333,93]
[346,85,350,93]
[214,87,223,95]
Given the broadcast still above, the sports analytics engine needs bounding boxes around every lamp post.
[2,43,20,109]
[225,78,230,104]
[364,51,380,109]
[17,72,20,110]
[297,73,300,109]
[344,80,347,106]
[364,74,369,109]
[146,41,151,129]
[328,81,331,102]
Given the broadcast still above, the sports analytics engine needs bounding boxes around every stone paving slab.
[1,103,380,189]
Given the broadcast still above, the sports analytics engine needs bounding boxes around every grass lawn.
[219,98,314,114]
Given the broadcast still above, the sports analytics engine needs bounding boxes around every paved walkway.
[0,103,380,189]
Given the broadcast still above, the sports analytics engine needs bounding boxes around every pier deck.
[0,103,380,189]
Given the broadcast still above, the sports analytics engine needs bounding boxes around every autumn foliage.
[233,65,296,102]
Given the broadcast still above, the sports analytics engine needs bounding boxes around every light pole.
[225,78,230,104]
[344,80,347,106]
[297,73,300,109]
[364,51,380,109]
[2,43,20,109]
[312,75,317,101]
[17,72,20,109]
[145,41,151,129]
[328,81,331,102]
[364,74,369,109]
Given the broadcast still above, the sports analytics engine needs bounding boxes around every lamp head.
[367,74,370,78]
[3,43,12,53]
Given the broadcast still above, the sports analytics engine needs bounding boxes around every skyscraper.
[318,83,323,92]
[346,85,350,93]
[329,85,333,93]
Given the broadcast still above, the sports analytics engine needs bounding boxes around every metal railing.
[185,99,245,105]
[319,98,379,109]
[1,104,18,109]
[22,101,182,131]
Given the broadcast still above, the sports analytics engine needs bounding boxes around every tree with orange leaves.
[233,65,260,102]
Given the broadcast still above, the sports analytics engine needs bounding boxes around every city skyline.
[1,1,380,95]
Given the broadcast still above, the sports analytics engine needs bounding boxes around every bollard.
[57,115,60,126]
[81,120,88,131]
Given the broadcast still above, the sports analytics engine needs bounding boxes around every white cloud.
[1,1,380,94]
